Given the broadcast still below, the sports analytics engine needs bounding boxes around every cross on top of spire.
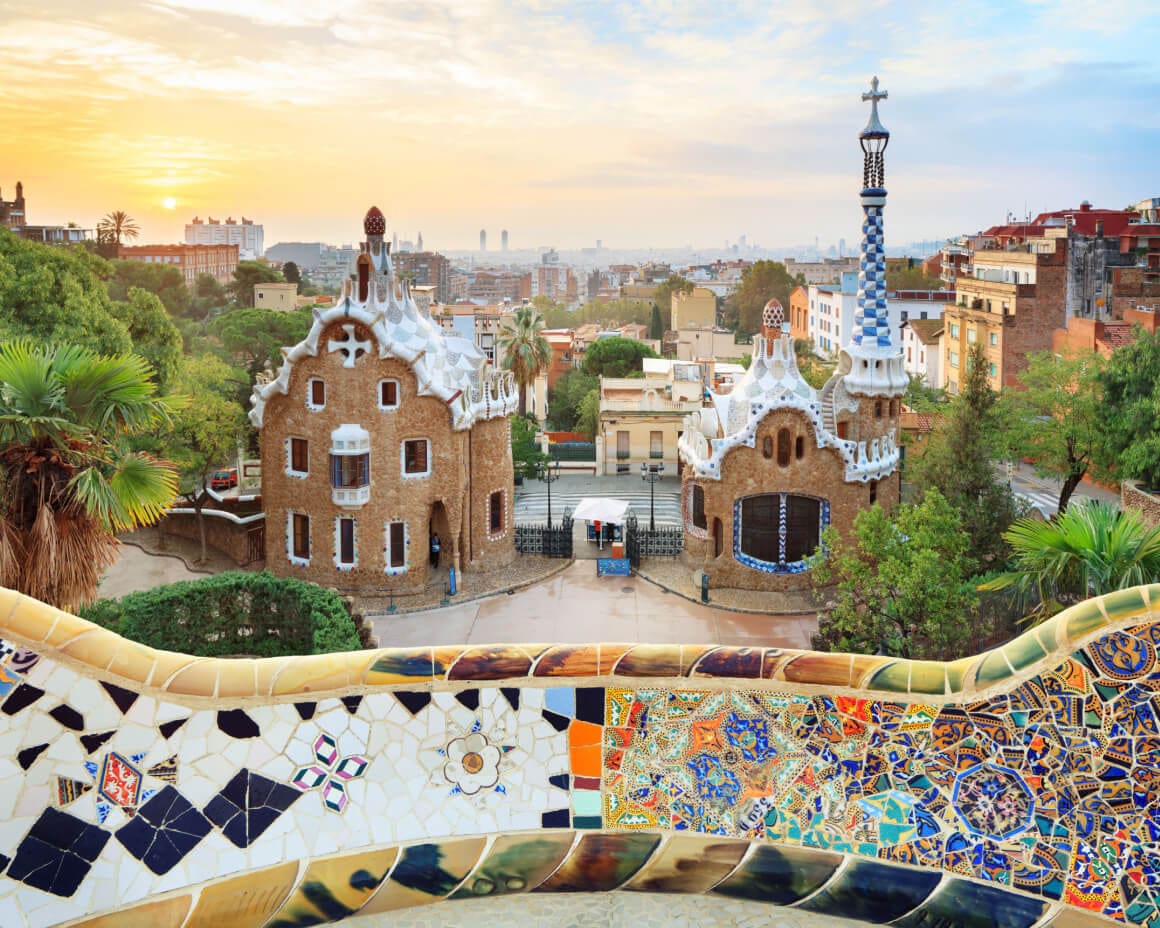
[859,75,889,139]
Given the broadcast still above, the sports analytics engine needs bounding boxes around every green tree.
[722,261,804,334]
[229,260,284,307]
[96,210,140,247]
[584,336,658,378]
[885,266,944,291]
[282,261,301,289]
[105,259,191,319]
[792,338,836,390]
[163,354,250,563]
[0,341,184,609]
[547,369,598,431]
[811,489,977,660]
[904,375,947,413]
[191,273,229,320]
[110,288,184,392]
[650,275,693,330]
[1097,327,1160,489]
[510,414,548,479]
[210,307,313,380]
[648,303,664,340]
[908,341,1025,565]
[981,501,1160,623]
[0,229,132,355]
[996,350,1105,513]
[576,388,600,439]
[499,306,551,416]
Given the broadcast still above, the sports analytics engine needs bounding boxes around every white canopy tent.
[570,498,633,524]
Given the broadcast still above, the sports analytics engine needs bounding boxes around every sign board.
[596,558,632,577]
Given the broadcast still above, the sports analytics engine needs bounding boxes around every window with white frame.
[989,332,998,346]
[402,439,430,477]
[385,520,407,573]
[288,512,311,565]
[378,379,400,410]
[949,351,960,369]
[307,378,326,410]
[287,437,308,476]
[335,516,357,569]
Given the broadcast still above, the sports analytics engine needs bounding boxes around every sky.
[1,0,1157,253]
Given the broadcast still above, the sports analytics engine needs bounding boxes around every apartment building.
[117,243,239,288]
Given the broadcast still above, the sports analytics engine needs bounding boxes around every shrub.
[81,571,361,657]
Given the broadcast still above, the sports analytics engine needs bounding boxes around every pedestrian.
[430,532,441,570]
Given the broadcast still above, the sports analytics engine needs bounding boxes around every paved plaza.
[368,561,817,650]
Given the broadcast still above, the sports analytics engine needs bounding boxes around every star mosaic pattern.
[1,586,1160,926]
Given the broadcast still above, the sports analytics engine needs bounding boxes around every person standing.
[430,532,441,570]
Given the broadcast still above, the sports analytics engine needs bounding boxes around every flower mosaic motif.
[443,731,502,796]
[951,762,1035,840]
[98,752,141,808]
[291,732,369,813]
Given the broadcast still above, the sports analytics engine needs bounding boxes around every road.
[1001,462,1119,516]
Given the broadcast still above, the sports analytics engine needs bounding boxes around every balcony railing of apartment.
[649,451,664,459]
[601,397,702,412]
[616,451,631,460]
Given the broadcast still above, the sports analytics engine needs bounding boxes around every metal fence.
[551,443,596,462]
[515,513,574,558]
[624,514,682,567]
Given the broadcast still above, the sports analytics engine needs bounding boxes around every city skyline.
[1,0,1156,251]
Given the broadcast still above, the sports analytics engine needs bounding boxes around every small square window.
[308,378,325,409]
[379,379,399,410]
[403,439,430,477]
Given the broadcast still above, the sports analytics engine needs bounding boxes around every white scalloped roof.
[249,279,518,432]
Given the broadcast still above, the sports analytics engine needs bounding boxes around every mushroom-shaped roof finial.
[364,206,386,237]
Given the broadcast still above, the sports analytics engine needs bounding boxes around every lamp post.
[539,459,561,527]
[641,461,664,532]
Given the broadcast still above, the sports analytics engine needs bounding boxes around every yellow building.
[254,281,299,311]
[672,286,717,330]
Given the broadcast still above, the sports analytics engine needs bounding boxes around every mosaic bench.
[1,584,1158,927]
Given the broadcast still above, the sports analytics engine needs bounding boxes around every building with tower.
[250,206,519,593]
[677,77,905,593]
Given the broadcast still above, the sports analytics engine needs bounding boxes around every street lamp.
[641,461,664,532]
[539,459,561,526]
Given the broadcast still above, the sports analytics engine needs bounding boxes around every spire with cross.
[853,76,891,350]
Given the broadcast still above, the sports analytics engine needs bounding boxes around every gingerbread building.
[677,78,907,592]
[250,207,519,592]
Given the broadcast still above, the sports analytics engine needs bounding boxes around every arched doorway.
[429,500,451,580]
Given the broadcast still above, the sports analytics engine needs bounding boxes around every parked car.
[210,467,238,490]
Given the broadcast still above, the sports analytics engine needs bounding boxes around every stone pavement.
[635,557,821,614]
[368,561,818,650]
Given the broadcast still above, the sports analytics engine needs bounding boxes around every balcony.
[332,485,371,507]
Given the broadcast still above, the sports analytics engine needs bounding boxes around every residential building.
[900,318,943,388]
[0,181,93,244]
[312,245,359,288]
[251,206,519,594]
[431,302,514,365]
[530,263,577,301]
[469,269,522,303]
[789,286,809,342]
[672,286,717,330]
[675,327,747,361]
[900,410,938,461]
[185,216,263,260]
[940,242,1068,393]
[392,251,451,302]
[117,243,238,288]
[810,274,950,359]
[783,256,858,284]
[254,281,298,311]
[542,330,575,388]
[597,359,706,476]
[677,78,906,594]
[1052,316,1135,358]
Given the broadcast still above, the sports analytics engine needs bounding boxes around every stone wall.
[1123,480,1160,528]
[260,320,513,593]
[157,510,264,565]
[1,584,1158,926]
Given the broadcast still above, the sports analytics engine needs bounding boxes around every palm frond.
[69,453,178,532]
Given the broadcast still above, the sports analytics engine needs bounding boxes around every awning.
[571,497,632,524]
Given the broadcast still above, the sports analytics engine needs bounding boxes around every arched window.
[776,428,791,467]
[738,494,821,566]
[763,436,773,459]
[869,480,878,505]
[357,255,371,302]
[889,399,898,418]
[795,436,804,460]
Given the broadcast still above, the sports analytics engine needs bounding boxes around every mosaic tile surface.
[0,586,1157,926]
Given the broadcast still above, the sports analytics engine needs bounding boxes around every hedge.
[81,571,362,657]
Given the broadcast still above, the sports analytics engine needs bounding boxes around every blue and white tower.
[840,76,907,397]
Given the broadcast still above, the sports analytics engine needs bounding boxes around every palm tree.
[981,500,1160,623]
[0,341,184,610]
[97,210,140,246]
[499,306,551,416]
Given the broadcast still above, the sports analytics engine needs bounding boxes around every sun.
[161,196,178,210]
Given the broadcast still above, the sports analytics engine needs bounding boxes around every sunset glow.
[0,1,1156,248]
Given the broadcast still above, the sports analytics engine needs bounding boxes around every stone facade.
[252,208,518,594]
[1123,480,1160,530]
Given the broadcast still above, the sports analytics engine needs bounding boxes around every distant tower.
[392,231,398,254]
[839,237,847,257]
[501,229,509,252]
[480,229,487,252]
[417,231,424,251]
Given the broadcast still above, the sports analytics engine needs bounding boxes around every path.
[368,560,817,649]
[97,543,204,599]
